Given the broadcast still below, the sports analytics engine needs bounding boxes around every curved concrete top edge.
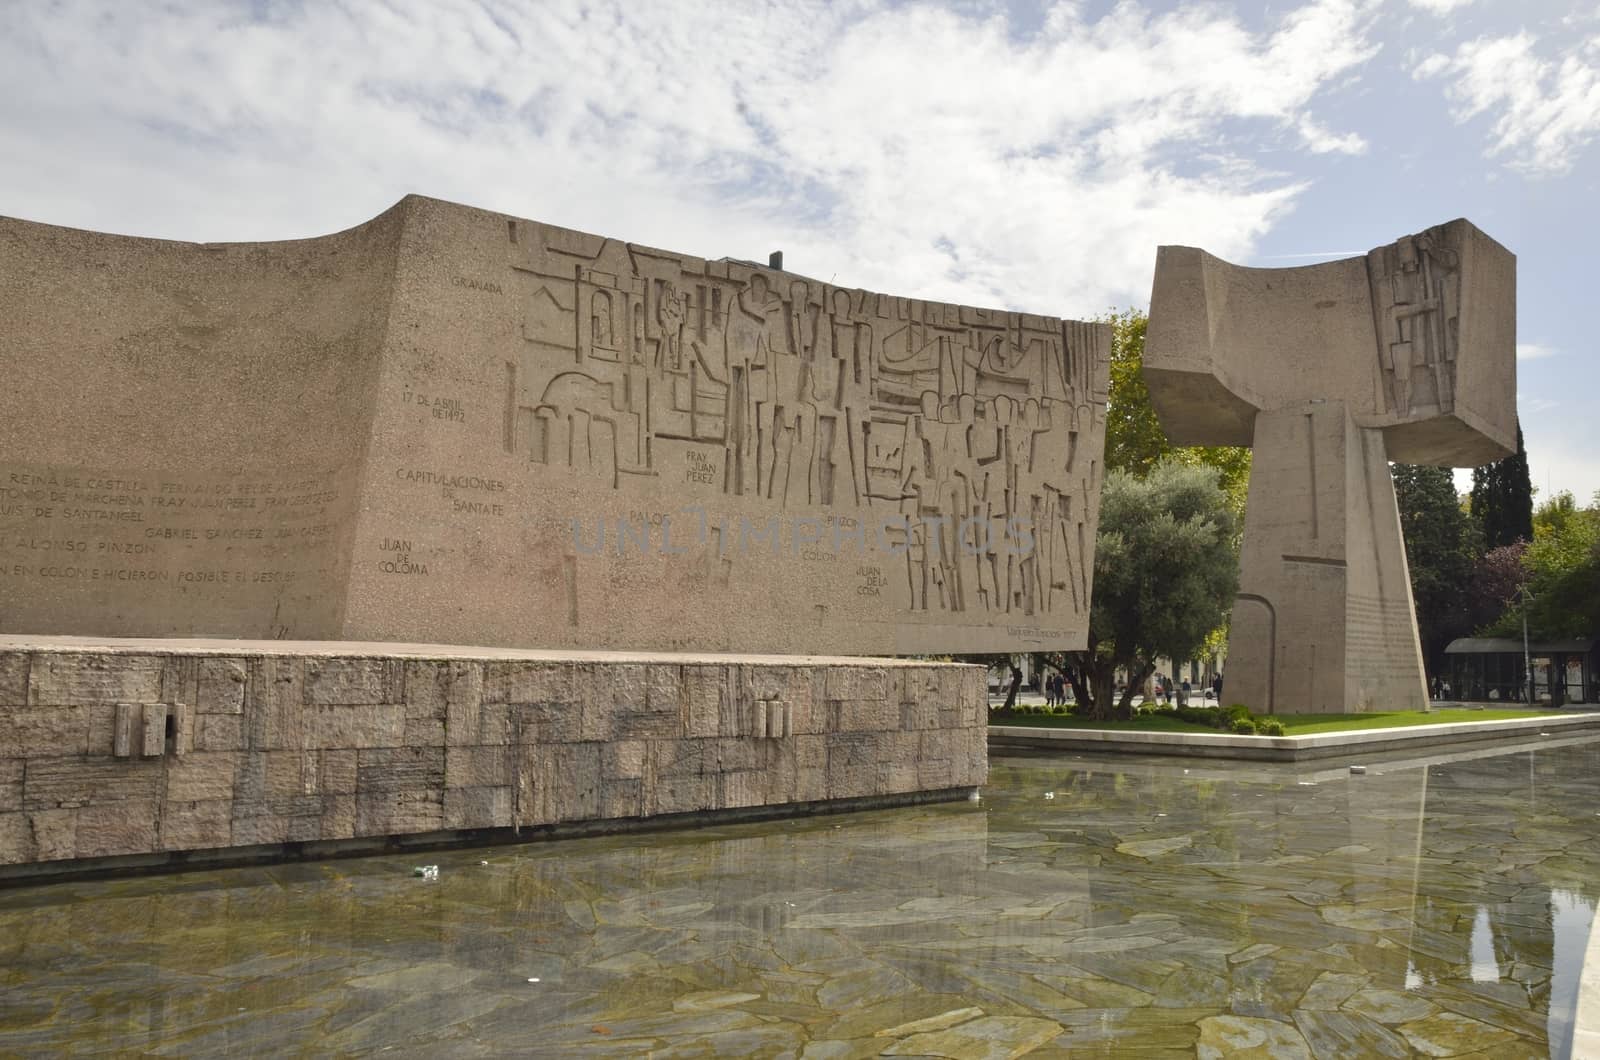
[0,193,1075,324]
[1144,217,1517,467]
[0,195,414,252]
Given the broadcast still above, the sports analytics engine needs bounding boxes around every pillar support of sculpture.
[1229,401,1427,713]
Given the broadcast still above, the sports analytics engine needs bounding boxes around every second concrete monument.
[1145,220,1516,714]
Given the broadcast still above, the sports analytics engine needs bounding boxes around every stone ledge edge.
[989,711,1600,761]
[0,785,980,888]
[0,634,969,670]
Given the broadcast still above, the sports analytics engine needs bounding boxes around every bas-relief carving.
[1369,226,1461,419]
[501,225,1108,621]
[1146,219,1516,713]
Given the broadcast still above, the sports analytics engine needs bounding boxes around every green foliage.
[1162,703,1256,730]
[1075,307,1248,717]
[1104,310,1168,479]
[1533,490,1585,538]
[1093,461,1240,663]
[1470,424,1534,549]
[1104,309,1252,516]
[1256,718,1286,736]
[1499,491,1600,639]
[1466,542,1528,635]
[1231,718,1258,735]
[1079,460,1240,719]
[1393,463,1482,670]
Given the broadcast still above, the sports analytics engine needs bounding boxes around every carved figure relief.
[506,235,1107,620]
[1368,226,1462,417]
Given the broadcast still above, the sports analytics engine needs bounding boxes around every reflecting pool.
[4,735,1600,1057]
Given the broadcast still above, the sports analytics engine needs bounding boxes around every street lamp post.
[1521,585,1535,705]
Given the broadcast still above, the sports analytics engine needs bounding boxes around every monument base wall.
[0,637,986,878]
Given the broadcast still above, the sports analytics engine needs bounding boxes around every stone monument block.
[1146,220,1516,713]
[0,195,1110,655]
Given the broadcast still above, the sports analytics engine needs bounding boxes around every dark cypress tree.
[1394,464,1481,674]
[1471,423,1534,548]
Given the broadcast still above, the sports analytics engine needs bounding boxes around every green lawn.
[1267,709,1563,734]
[990,707,1565,735]
[989,713,1219,733]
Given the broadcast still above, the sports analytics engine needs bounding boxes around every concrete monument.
[0,195,1108,656]
[1145,220,1516,713]
[0,196,1109,874]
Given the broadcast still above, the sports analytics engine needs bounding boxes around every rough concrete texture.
[0,637,986,868]
[0,196,1109,655]
[1146,220,1516,713]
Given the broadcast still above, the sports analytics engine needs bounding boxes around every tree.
[1491,491,1600,640]
[1464,542,1528,635]
[1064,460,1239,720]
[1104,309,1171,479]
[1470,423,1534,549]
[1104,309,1251,515]
[1392,464,1481,672]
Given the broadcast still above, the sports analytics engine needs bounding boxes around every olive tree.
[1065,460,1240,720]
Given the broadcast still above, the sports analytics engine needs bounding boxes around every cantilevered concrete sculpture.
[1146,221,1516,713]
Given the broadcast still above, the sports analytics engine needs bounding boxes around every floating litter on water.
[527,977,540,983]
[1349,766,1367,775]
[479,860,490,866]
[1044,791,1055,800]
[413,865,439,879]
[1155,813,1167,817]
[1296,781,1316,786]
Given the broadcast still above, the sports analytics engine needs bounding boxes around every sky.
[1,0,1595,502]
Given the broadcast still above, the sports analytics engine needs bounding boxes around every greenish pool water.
[3,736,1599,1057]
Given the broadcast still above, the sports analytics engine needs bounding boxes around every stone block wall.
[0,642,987,870]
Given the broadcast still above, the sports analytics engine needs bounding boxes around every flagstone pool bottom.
[4,741,1600,1058]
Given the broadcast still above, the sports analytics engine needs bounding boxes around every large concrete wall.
[0,196,1109,655]
[0,637,986,873]
[0,202,406,639]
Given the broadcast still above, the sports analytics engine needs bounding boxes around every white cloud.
[1416,32,1600,175]
[1407,0,1473,14]
[1517,343,1559,361]
[0,0,1380,316]
[1297,115,1368,154]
